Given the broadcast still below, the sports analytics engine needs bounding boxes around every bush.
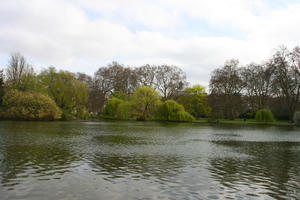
[0,90,61,120]
[156,100,195,122]
[255,109,275,122]
[294,111,300,126]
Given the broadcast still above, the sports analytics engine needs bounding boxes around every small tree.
[255,109,275,122]
[131,86,161,121]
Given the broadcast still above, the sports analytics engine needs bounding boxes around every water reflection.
[0,122,82,189]
[90,154,185,183]
[0,121,299,200]
[209,140,300,199]
[0,144,79,187]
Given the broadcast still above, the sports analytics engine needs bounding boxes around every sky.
[1,0,300,86]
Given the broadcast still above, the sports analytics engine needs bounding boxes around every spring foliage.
[131,86,161,120]
[156,100,195,122]
[179,85,211,118]
[39,68,89,119]
[101,87,195,122]
[101,97,123,119]
[255,109,275,122]
[0,90,61,120]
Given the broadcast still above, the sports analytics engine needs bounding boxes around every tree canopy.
[0,90,61,120]
[131,86,161,121]
[1,46,300,123]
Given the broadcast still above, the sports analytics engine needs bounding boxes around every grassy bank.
[193,118,294,126]
[99,117,295,127]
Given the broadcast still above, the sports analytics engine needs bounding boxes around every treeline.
[0,45,299,122]
[209,46,300,122]
[0,53,209,121]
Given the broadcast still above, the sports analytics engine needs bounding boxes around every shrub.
[0,90,61,120]
[255,109,275,122]
[294,111,300,126]
[156,100,195,122]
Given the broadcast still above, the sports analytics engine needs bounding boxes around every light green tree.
[179,85,211,118]
[101,97,123,119]
[131,86,161,120]
[0,90,61,120]
[156,99,195,122]
[39,67,89,120]
[255,109,275,122]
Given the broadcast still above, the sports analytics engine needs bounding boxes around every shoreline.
[0,118,296,127]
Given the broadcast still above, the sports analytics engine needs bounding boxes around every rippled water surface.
[0,121,300,199]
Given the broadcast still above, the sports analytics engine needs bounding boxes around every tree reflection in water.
[209,140,300,199]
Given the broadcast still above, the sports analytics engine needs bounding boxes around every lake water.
[0,121,299,200]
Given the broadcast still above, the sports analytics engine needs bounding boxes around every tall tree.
[209,59,245,119]
[270,46,300,122]
[39,67,89,119]
[154,65,187,100]
[134,64,157,88]
[241,63,273,110]
[6,52,35,91]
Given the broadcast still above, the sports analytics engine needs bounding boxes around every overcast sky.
[1,0,300,86]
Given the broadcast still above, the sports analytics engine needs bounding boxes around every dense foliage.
[0,90,61,120]
[131,86,161,121]
[39,68,90,120]
[179,85,210,118]
[255,109,275,123]
[156,100,195,122]
[0,45,299,124]
[101,97,124,119]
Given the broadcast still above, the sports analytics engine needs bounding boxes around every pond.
[0,121,299,199]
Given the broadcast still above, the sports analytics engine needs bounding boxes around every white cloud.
[0,0,300,86]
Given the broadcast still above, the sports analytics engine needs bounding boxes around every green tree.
[112,90,128,101]
[255,109,275,122]
[0,90,61,120]
[156,99,195,122]
[131,86,161,120]
[101,97,123,119]
[39,67,89,120]
[179,85,211,118]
